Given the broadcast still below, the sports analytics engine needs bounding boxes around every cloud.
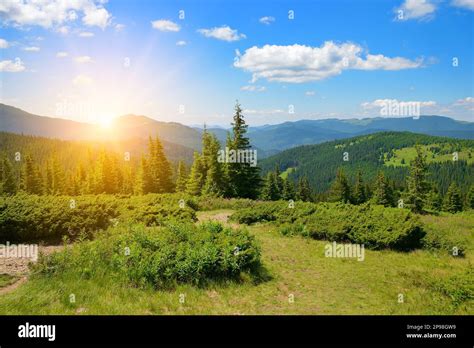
[82,7,110,29]
[114,23,125,32]
[22,46,40,51]
[73,74,93,86]
[198,25,246,41]
[234,41,423,83]
[57,26,70,35]
[176,40,187,46]
[78,31,94,37]
[452,0,474,10]
[0,58,26,72]
[395,0,437,21]
[75,55,93,63]
[454,96,474,107]
[0,0,112,29]
[0,38,9,48]
[361,99,436,110]
[151,19,180,32]
[240,85,266,92]
[259,16,275,25]
[56,51,68,58]
[305,91,316,96]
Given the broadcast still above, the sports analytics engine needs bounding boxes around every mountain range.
[1,103,473,160]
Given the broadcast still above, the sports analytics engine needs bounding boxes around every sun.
[97,115,115,129]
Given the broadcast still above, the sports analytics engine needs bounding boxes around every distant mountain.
[2,103,473,159]
[261,131,474,195]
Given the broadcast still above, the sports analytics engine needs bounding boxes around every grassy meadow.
[0,201,472,315]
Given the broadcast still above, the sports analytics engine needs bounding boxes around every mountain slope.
[261,131,474,194]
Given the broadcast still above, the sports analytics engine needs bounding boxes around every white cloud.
[78,31,94,37]
[0,0,112,29]
[305,91,316,96]
[0,58,26,72]
[259,16,275,25]
[75,55,93,63]
[198,25,246,41]
[0,38,9,48]
[452,0,474,10]
[57,26,70,35]
[56,51,68,58]
[454,96,474,106]
[151,19,180,32]
[176,40,187,46]
[361,99,436,110]
[114,23,125,32]
[240,85,266,92]
[395,0,437,21]
[73,74,93,86]
[234,41,423,83]
[23,46,40,51]
[243,108,285,115]
[82,7,110,29]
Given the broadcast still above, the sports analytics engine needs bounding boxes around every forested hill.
[260,131,474,194]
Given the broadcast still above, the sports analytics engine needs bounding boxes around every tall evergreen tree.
[186,152,206,195]
[352,170,366,204]
[225,101,261,199]
[282,178,296,200]
[202,132,226,196]
[1,156,16,195]
[261,172,280,201]
[22,155,42,194]
[406,146,429,213]
[467,185,474,210]
[175,161,189,192]
[154,137,174,193]
[329,168,351,203]
[373,171,393,207]
[296,176,312,202]
[443,182,463,213]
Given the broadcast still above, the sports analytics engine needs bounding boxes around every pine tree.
[329,168,351,203]
[175,161,189,192]
[225,101,261,199]
[202,132,225,196]
[282,178,295,200]
[443,182,462,213]
[186,152,206,195]
[154,137,174,193]
[467,185,474,210]
[296,176,312,201]
[1,156,16,195]
[373,171,393,207]
[406,145,429,213]
[425,186,442,211]
[353,170,366,204]
[140,156,154,194]
[274,165,284,196]
[22,155,42,194]
[261,172,280,201]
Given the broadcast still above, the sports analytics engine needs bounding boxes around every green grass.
[0,274,17,288]
[0,210,472,315]
[384,144,473,167]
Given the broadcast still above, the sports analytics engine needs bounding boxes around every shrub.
[35,222,261,289]
[0,194,196,243]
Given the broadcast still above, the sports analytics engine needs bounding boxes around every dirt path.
[0,245,64,295]
[196,210,239,228]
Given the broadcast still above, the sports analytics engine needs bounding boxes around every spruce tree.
[329,168,351,203]
[443,182,462,213]
[186,152,206,195]
[140,156,154,194]
[406,145,429,213]
[296,176,312,201]
[373,171,393,207]
[282,178,295,200]
[225,101,261,199]
[467,185,474,210]
[202,132,225,196]
[1,156,16,195]
[261,172,280,201]
[175,161,189,192]
[353,170,366,204]
[22,155,42,194]
[155,137,174,192]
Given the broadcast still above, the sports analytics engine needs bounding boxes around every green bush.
[0,194,196,243]
[35,221,261,288]
[231,201,425,250]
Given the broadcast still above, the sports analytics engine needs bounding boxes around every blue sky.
[0,0,473,126]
